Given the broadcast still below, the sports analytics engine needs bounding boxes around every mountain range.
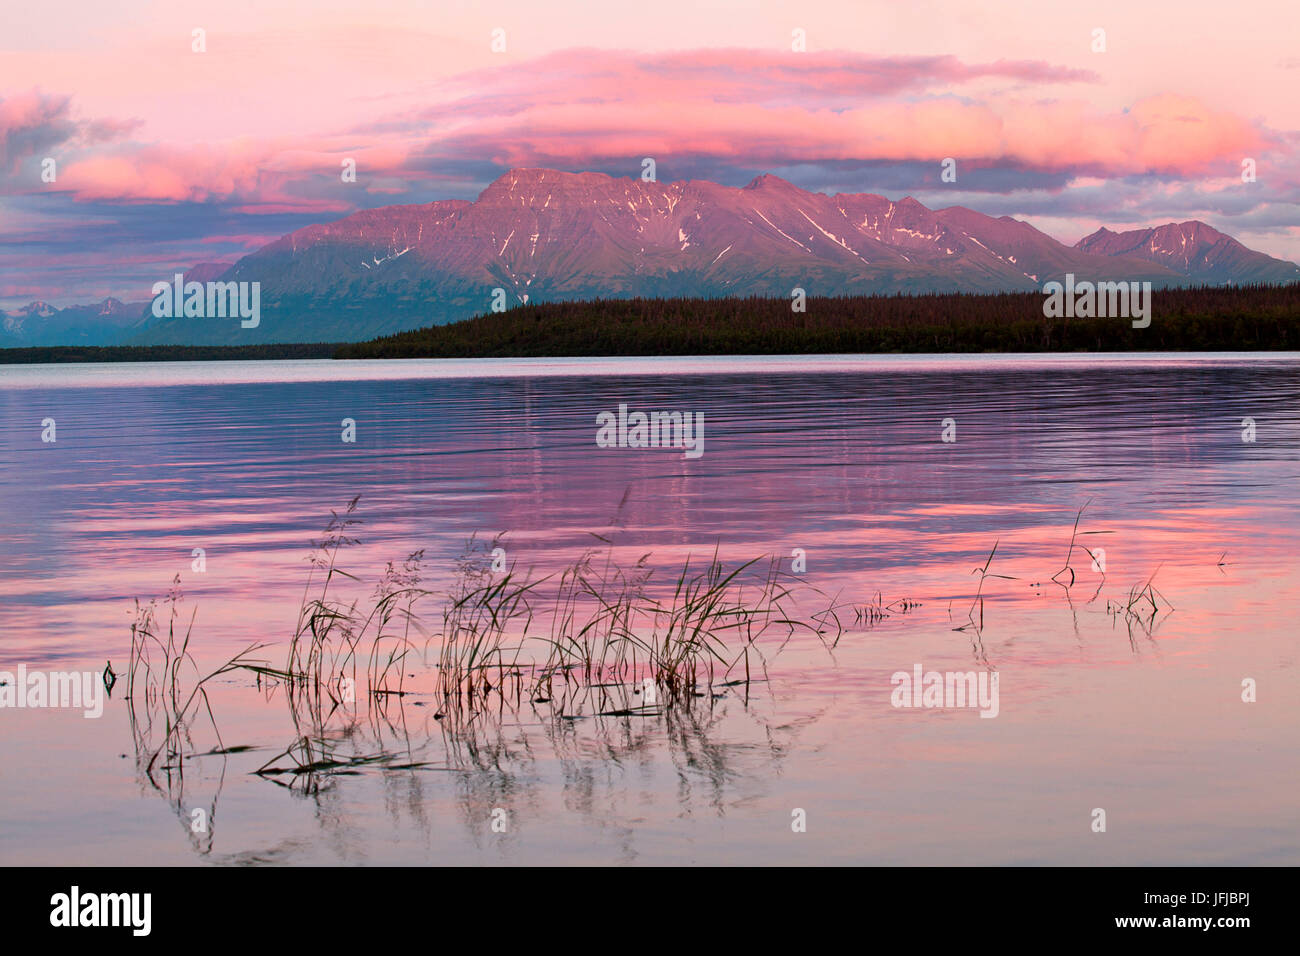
[5,169,1298,347]
[2,297,145,347]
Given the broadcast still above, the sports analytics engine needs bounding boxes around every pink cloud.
[426,48,1098,109]
[197,233,282,249]
[0,90,139,174]
[422,88,1268,181]
[3,49,1281,211]
[42,136,427,209]
[387,49,1275,183]
[59,144,268,203]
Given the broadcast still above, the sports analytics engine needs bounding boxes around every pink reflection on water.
[0,356,1296,864]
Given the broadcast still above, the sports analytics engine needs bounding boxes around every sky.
[2,0,1299,308]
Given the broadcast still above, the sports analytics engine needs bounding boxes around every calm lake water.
[1,354,1297,865]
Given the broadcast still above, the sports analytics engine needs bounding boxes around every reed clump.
[125,575,268,776]
[220,499,841,719]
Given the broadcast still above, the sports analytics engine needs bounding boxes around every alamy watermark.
[890,663,999,718]
[151,273,260,328]
[0,665,104,718]
[50,886,151,936]
[596,403,704,458]
[1043,274,1151,329]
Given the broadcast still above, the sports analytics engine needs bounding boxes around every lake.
[1,353,1297,865]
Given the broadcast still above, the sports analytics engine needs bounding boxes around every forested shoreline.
[337,285,1300,358]
[4,284,1297,363]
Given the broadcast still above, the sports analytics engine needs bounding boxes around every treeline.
[6,284,1297,363]
[0,342,340,364]
[337,284,1300,358]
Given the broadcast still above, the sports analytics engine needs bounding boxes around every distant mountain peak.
[743,173,799,191]
[9,301,56,318]
[1,295,150,347]
[1075,219,1297,282]
[480,167,619,201]
[28,167,1292,348]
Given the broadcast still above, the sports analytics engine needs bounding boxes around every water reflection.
[1,355,1297,865]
